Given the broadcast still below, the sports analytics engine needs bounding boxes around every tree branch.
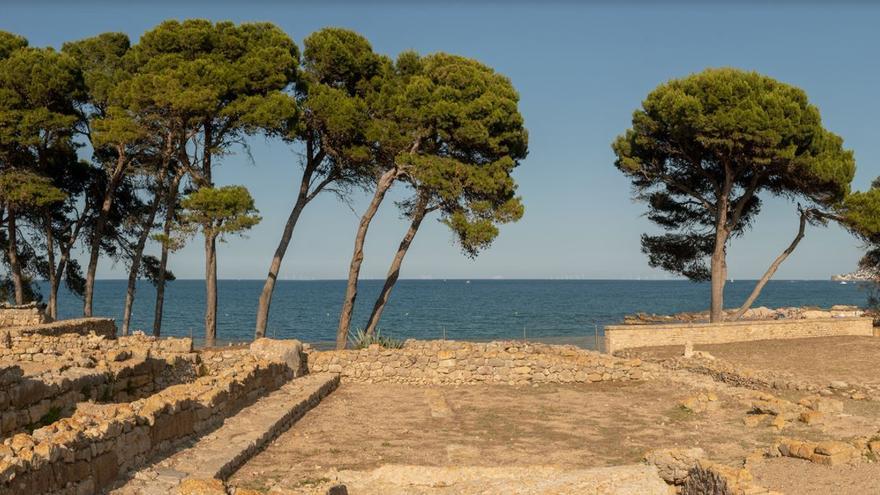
[730,208,812,320]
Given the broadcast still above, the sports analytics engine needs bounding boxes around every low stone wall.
[604,317,874,354]
[0,318,116,347]
[0,304,49,328]
[307,340,648,384]
[0,355,292,495]
[1,334,197,439]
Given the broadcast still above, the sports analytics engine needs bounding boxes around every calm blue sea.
[36,279,872,347]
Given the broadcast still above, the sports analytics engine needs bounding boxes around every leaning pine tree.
[361,53,528,338]
[254,28,386,339]
[613,68,855,322]
[333,50,530,349]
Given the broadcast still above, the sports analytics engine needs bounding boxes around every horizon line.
[77,277,847,282]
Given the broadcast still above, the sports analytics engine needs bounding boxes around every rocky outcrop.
[832,268,877,282]
[769,438,859,466]
[644,447,705,485]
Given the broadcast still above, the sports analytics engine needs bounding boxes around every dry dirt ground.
[750,457,880,494]
[228,369,880,494]
[624,336,880,388]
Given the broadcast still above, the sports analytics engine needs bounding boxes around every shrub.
[348,328,404,349]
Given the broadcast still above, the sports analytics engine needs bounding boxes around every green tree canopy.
[0,36,83,305]
[354,52,529,338]
[254,27,393,338]
[179,185,261,241]
[400,52,527,256]
[613,68,855,321]
[0,170,66,208]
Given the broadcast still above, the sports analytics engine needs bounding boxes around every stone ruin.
[0,303,51,328]
[307,339,648,385]
[0,317,309,494]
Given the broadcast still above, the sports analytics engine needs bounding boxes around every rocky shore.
[831,268,878,282]
[623,305,864,325]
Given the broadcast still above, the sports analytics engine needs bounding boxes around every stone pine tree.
[0,172,66,303]
[335,52,528,348]
[178,186,261,345]
[841,179,880,275]
[0,34,82,305]
[131,20,298,341]
[110,60,189,336]
[151,170,183,337]
[254,28,386,339]
[62,32,141,317]
[361,53,528,337]
[613,68,855,322]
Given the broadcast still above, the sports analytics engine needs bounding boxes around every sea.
[37,279,873,348]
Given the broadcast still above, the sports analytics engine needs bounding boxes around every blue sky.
[3,2,878,280]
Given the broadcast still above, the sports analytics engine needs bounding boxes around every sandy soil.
[228,336,880,494]
[750,457,880,494]
[624,336,880,388]
[229,378,829,492]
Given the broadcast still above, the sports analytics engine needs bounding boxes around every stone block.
[250,338,303,375]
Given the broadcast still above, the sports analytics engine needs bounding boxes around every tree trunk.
[121,194,163,336]
[708,170,733,323]
[336,168,398,349]
[204,234,218,347]
[364,193,430,337]
[709,207,731,324]
[49,253,67,321]
[731,210,810,320]
[254,156,319,339]
[44,217,57,319]
[6,211,24,305]
[83,158,126,316]
[153,174,182,337]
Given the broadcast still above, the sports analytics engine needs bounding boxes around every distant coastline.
[831,269,878,282]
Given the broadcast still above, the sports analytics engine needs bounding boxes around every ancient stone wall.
[0,304,49,328]
[0,355,291,495]
[604,317,874,354]
[1,334,197,439]
[0,318,116,349]
[307,340,648,384]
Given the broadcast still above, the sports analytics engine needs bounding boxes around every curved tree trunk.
[153,174,182,337]
[335,168,398,349]
[121,194,163,336]
[152,242,170,337]
[44,217,57,318]
[731,210,809,320]
[7,211,24,304]
[254,153,321,339]
[204,234,218,347]
[364,193,430,337]
[254,197,307,339]
[83,157,126,317]
[49,254,68,321]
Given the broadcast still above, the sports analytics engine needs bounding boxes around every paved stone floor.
[110,373,339,494]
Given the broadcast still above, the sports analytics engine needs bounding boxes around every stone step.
[323,464,670,494]
[110,373,340,493]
